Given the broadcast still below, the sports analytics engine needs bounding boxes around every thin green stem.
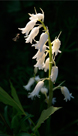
[39,20,53,107]
[48,34,53,107]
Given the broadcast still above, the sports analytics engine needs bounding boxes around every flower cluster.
[19,8,74,104]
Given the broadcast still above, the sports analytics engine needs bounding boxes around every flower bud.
[41,87,48,94]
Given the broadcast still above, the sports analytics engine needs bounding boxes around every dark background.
[0,1,78,136]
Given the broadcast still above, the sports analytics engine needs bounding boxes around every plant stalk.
[40,20,53,107]
[48,33,53,107]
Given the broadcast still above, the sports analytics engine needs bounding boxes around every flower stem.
[40,20,53,107]
[48,33,53,107]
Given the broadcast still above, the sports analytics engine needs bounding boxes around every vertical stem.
[48,34,53,107]
[39,20,53,107]
[39,20,53,136]
[46,33,53,136]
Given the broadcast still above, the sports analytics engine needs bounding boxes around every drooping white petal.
[18,20,37,35]
[34,53,46,70]
[43,58,49,72]
[25,26,41,44]
[52,38,61,56]
[23,77,35,91]
[32,33,48,52]
[42,44,46,52]
[29,8,44,22]
[28,81,44,99]
[50,66,58,83]
[32,50,44,61]
[61,86,74,102]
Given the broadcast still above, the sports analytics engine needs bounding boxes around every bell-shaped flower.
[25,26,41,44]
[35,75,40,82]
[61,86,74,102]
[43,58,49,72]
[18,20,37,36]
[29,8,44,22]
[50,66,58,83]
[32,44,46,60]
[41,87,48,94]
[52,38,61,56]
[32,33,48,52]
[23,77,35,91]
[32,44,46,61]
[28,80,44,99]
[34,53,45,70]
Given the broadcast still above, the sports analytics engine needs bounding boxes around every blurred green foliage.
[0,1,78,136]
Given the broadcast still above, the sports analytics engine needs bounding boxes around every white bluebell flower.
[18,19,37,36]
[50,66,58,83]
[23,77,35,91]
[32,33,48,52]
[52,38,61,56]
[25,26,41,44]
[29,8,44,22]
[34,53,46,70]
[28,81,44,99]
[61,86,74,102]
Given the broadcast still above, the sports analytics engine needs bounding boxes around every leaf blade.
[10,81,24,112]
[33,106,62,130]
[0,87,25,115]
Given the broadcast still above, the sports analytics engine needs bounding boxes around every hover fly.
[12,33,20,42]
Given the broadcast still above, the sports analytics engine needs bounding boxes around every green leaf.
[11,114,20,129]
[33,106,62,130]
[4,106,10,126]
[0,87,25,115]
[10,81,24,112]
[20,113,34,124]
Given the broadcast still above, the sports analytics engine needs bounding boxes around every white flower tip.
[40,8,44,15]
[28,13,32,16]
[18,28,21,30]
[58,50,61,53]
[23,85,30,91]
